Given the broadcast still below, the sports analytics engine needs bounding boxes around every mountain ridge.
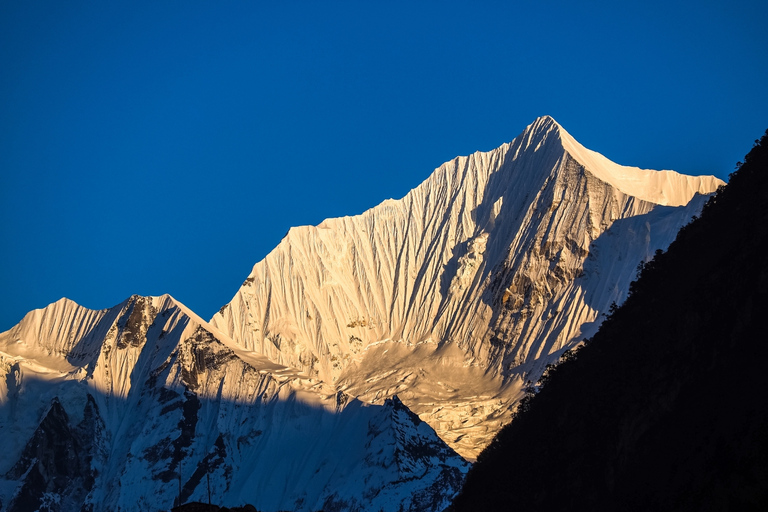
[449,127,768,512]
[552,116,721,205]
[0,293,468,512]
[0,116,726,509]
[210,116,723,458]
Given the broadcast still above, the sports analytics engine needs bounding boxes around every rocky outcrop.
[3,391,106,512]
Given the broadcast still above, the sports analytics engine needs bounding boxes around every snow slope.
[211,116,723,458]
[0,295,468,512]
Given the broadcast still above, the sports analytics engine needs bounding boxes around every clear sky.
[1,1,766,330]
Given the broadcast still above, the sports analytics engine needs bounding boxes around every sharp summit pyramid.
[211,115,723,458]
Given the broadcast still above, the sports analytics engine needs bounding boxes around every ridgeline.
[450,129,768,511]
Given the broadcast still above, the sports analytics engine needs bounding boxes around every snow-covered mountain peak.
[0,297,108,371]
[0,117,728,509]
[550,118,723,206]
[212,117,723,459]
[505,115,724,206]
[0,293,468,512]
[517,114,562,145]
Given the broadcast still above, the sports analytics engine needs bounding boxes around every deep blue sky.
[2,1,766,330]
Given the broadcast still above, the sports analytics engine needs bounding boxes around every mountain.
[0,116,726,511]
[449,129,768,511]
[0,295,468,512]
[211,116,723,458]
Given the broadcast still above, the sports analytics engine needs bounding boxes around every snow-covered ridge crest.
[212,116,724,458]
[0,293,327,403]
[0,294,468,512]
[0,297,108,368]
[547,116,723,206]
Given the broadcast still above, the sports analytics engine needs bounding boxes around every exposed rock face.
[0,295,468,512]
[211,116,723,458]
[4,397,98,512]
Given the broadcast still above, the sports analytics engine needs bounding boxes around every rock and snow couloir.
[0,295,468,512]
[210,116,723,459]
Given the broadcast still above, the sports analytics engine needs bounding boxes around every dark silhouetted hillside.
[450,129,768,512]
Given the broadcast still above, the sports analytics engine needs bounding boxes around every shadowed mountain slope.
[449,129,768,511]
[0,295,468,512]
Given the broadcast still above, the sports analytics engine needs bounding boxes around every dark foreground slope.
[450,130,768,512]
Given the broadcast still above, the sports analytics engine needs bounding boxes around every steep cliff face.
[0,295,468,512]
[211,116,723,458]
[2,397,99,512]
